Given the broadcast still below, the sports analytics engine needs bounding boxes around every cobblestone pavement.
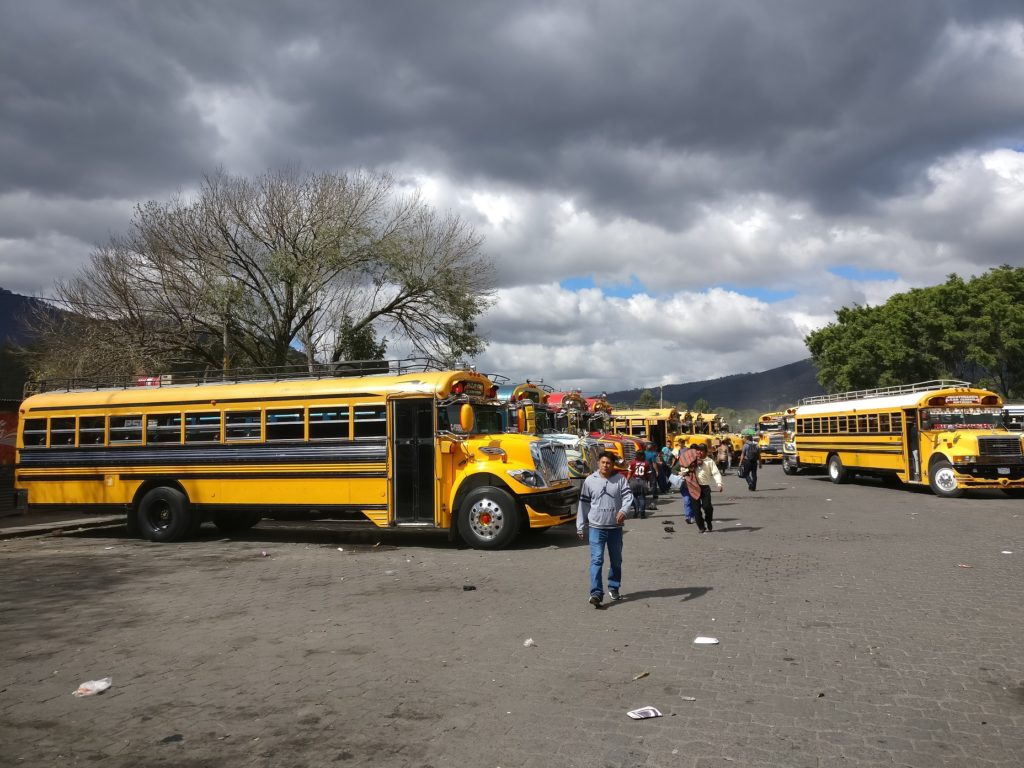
[1,466,1022,768]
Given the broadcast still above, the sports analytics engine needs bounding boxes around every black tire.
[1002,488,1024,498]
[213,511,261,533]
[781,460,797,476]
[827,454,848,484]
[136,487,193,542]
[458,487,520,550]
[928,460,964,498]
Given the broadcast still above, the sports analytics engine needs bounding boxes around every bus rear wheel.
[827,455,848,484]
[459,487,520,550]
[928,460,963,498]
[136,487,194,542]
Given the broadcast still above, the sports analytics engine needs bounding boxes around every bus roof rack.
[799,380,972,406]
[26,357,482,396]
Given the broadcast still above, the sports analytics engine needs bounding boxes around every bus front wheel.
[459,487,520,550]
[136,487,194,542]
[782,461,798,476]
[928,460,964,498]
[827,455,848,484]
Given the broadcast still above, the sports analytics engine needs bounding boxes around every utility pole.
[660,385,663,408]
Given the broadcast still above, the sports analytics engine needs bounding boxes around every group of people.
[576,434,762,609]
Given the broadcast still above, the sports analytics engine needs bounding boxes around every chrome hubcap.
[469,498,504,540]
[934,467,957,492]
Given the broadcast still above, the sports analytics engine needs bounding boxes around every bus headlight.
[952,455,976,464]
[508,469,547,488]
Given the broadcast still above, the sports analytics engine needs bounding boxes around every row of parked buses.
[14,360,745,551]
[777,381,1024,498]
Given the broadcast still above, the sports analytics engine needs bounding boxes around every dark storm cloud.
[3,0,1021,216]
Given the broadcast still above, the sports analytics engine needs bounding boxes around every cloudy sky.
[2,1,1023,393]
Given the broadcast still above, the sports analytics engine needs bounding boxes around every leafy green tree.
[806,266,1024,397]
[636,389,657,407]
[693,398,710,413]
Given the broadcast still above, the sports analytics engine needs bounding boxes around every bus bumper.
[523,486,579,528]
[953,462,1024,488]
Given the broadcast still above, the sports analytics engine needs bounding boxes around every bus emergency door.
[392,398,436,524]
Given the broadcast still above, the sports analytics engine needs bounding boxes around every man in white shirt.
[693,443,723,533]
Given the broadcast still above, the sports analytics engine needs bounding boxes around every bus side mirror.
[460,403,475,433]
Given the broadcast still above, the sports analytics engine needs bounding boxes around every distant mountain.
[606,358,825,412]
[0,288,45,345]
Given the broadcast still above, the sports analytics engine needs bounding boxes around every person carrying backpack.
[740,434,760,491]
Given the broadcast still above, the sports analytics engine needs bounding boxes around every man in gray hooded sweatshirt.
[577,451,634,608]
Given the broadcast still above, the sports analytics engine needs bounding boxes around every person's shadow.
[607,586,711,605]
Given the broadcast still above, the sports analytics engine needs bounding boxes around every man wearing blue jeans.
[577,451,634,608]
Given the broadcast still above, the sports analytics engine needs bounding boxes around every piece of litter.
[664,526,675,533]
[337,547,344,552]
[825,499,831,502]
[693,636,719,645]
[1001,551,1013,554]
[523,638,537,648]
[632,671,650,681]
[957,563,974,568]
[385,570,396,575]
[735,523,741,526]
[161,734,183,743]
[104,546,115,550]
[260,550,269,557]
[72,677,112,697]
[681,696,697,701]
[626,706,662,719]
[462,585,476,591]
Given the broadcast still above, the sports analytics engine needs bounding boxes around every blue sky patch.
[828,265,899,281]
[560,275,647,298]
[720,285,797,303]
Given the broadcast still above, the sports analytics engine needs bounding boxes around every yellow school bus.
[757,411,786,462]
[15,363,577,548]
[610,408,680,447]
[789,380,1024,497]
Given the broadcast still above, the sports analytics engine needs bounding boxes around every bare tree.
[27,169,494,379]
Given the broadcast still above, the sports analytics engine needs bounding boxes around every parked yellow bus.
[610,408,680,447]
[787,380,1024,498]
[757,411,786,462]
[15,363,577,548]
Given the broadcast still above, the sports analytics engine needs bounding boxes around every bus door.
[392,398,436,524]
[904,409,921,482]
[650,422,666,446]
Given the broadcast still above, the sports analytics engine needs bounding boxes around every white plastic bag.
[72,677,112,697]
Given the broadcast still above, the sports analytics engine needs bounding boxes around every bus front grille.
[534,441,571,483]
[979,436,1024,458]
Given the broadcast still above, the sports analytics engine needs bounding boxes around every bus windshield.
[439,403,507,435]
[920,407,1004,431]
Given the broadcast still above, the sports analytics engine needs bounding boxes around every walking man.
[740,434,760,491]
[693,443,724,533]
[577,451,633,608]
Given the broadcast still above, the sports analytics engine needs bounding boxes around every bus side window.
[185,412,222,442]
[50,417,76,446]
[310,406,350,440]
[80,416,106,445]
[225,411,261,441]
[353,405,387,438]
[22,418,47,447]
[879,413,890,432]
[267,408,304,441]
[147,413,182,444]
[110,415,143,444]
[892,412,903,433]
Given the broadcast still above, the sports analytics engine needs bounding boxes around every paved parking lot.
[1,465,1022,767]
